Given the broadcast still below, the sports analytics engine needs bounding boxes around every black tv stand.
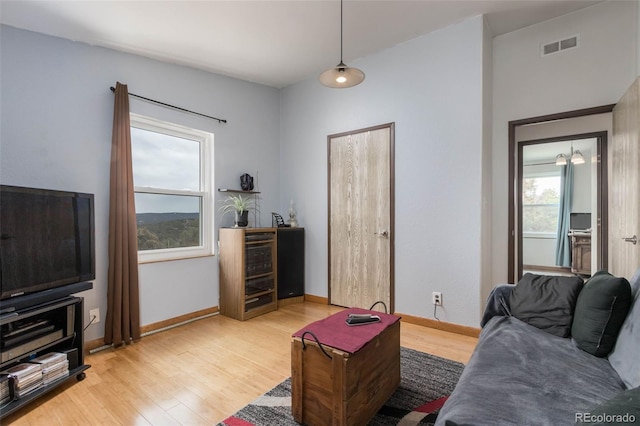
[0,291,91,419]
[0,282,93,314]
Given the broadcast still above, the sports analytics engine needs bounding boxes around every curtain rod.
[109,86,227,124]
[524,161,556,166]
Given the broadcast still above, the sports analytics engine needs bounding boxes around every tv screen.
[0,185,95,299]
[570,212,591,231]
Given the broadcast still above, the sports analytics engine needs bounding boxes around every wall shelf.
[218,188,261,227]
[218,188,261,194]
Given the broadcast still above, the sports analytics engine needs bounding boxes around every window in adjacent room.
[130,113,214,262]
[522,174,561,235]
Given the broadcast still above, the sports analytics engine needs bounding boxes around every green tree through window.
[130,114,214,262]
[523,176,561,233]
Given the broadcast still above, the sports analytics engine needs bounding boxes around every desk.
[569,231,591,276]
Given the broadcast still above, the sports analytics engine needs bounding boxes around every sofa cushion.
[609,268,640,389]
[509,273,583,337]
[571,270,632,357]
[576,386,640,425]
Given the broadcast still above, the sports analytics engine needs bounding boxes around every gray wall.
[280,16,488,326]
[492,1,637,286]
[0,25,281,341]
[1,0,638,337]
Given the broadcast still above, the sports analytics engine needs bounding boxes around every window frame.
[522,171,561,239]
[130,113,214,263]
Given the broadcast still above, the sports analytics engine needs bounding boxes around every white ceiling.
[524,138,597,164]
[0,0,602,88]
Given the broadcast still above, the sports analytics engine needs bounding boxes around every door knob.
[375,230,389,238]
[622,235,637,245]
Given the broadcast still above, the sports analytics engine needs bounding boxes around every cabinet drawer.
[245,294,273,312]
[246,277,274,296]
[245,232,275,242]
[245,244,273,276]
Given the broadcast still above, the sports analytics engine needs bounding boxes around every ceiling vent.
[541,35,579,57]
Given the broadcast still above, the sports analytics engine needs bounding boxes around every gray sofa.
[436,268,640,426]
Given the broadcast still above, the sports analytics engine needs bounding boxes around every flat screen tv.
[570,212,591,231]
[0,185,95,300]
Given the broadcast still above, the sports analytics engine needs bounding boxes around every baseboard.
[140,306,219,334]
[523,264,571,274]
[84,337,107,352]
[304,294,329,304]
[301,295,479,338]
[84,306,219,352]
[278,296,304,306]
[83,300,479,354]
[397,312,480,338]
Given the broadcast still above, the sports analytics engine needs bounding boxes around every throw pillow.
[571,270,632,357]
[575,387,640,425]
[509,273,583,337]
[608,268,640,388]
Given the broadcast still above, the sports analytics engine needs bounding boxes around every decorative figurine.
[288,200,298,227]
[240,173,254,191]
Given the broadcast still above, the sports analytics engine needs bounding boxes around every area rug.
[219,347,464,426]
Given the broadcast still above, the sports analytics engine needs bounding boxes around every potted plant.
[220,194,255,227]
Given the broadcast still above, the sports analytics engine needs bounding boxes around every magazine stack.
[31,352,69,385]
[2,363,43,398]
[0,374,11,405]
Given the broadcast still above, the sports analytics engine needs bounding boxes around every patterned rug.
[219,347,464,426]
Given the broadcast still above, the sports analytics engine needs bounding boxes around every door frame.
[327,122,395,312]
[508,105,615,283]
[517,132,608,280]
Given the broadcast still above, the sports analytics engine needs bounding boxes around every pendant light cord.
[340,0,344,63]
[318,0,365,87]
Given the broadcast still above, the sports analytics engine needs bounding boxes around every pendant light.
[570,149,585,164]
[555,142,585,166]
[319,0,365,88]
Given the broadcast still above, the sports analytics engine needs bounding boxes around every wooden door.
[610,77,640,278]
[328,123,394,312]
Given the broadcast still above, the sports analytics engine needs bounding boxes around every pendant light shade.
[319,61,365,88]
[319,0,365,88]
[571,149,585,164]
[555,143,586,166]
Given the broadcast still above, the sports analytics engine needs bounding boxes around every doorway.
[518,134,606,279]
[328,123,395,312]
[508,105,615,283]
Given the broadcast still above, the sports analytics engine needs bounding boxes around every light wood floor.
[3,302,477,425]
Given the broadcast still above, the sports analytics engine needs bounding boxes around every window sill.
[523,232,557,239]
[138,251,215,264]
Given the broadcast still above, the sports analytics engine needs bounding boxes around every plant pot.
[234,210,249,227]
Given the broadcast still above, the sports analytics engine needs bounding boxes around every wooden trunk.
[291,320,400,426]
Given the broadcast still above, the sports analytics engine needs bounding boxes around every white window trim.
[130,113,214,263]
[523,232,557,239]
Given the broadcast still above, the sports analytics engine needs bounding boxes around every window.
[130,114,214,262]
[522,175,561,235]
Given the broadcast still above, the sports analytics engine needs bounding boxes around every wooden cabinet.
[570,231,591,276]
[219,227,277,320]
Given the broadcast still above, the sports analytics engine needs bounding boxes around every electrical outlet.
[89,308,100,324]
[432,292,443,306]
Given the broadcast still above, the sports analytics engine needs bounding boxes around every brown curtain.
[105,82,141,346]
